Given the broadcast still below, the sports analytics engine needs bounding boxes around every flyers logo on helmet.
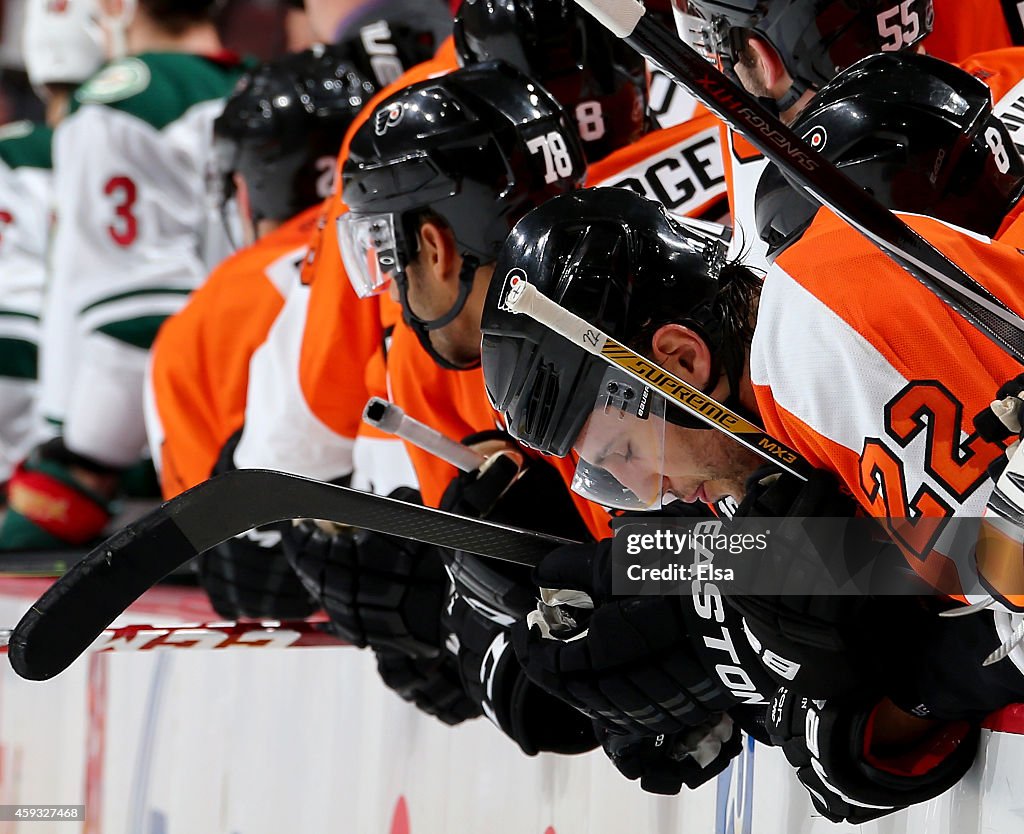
[375,103,405,136]
[804,125,828,152]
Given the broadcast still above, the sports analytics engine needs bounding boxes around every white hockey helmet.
[23,0,106,86]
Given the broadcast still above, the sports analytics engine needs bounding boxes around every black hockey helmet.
[340,61,587,370]
[453,0,649,162]
[674,0,933,108]
[755,51,1024,257]
[481,187,735,459]
[338,18,441,88]
[214,44,377,225]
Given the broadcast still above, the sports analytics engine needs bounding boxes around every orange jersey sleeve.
[149,206,319,497]
[751,209,1024,590]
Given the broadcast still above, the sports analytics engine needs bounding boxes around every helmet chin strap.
[396,254,481,372]
[756,77,807,119]
[775,77,808,116]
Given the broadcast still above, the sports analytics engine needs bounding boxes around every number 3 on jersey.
[104,175,138,247]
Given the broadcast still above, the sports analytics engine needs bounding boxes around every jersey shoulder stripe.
[0,122,52,171]
[72,53,247,130]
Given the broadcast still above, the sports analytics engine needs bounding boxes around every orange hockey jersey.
[148,205,319,498]
[926,0,1023,63]
[751,209,1024,593]
[294,38,459,440]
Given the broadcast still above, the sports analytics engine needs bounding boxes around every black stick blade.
[8,511,198,680]
[7,470,573,681]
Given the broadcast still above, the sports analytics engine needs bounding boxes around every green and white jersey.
[41,51,245,435]
[0,121,53,476]
[0,120,52,332]
[54,51,244,344]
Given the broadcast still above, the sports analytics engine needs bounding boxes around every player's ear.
[650,323,715,388]
[746,34,789,93]
[417,220,459,283]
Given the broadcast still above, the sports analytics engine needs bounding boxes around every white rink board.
[1,587,1024,834]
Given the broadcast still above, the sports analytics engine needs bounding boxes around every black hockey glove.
[512,539,737,737]
[766,687,980,825]
[596,713,742,795]
[196,431,317,619]
[884,602,1024,721]
[443,594,597,755]
[281,486,451,658]
[439,430,595,623]
[375,648,481,726]
[728,465,923,698]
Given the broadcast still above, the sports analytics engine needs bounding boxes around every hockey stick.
[362,397,486,473]
[0,619,345,655]
[573,0,1024,364]
[0,549,89,577]
[501,272,812,480]
[7,469,576,682]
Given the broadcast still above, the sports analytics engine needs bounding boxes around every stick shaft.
[503,279,810,479]
[363,397,485,473]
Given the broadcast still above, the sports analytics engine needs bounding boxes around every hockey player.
[281,62,606,746]
[674,0,1024,275]
[674,0,935,272]
[0,0,247,549]
[226,0,735,753]
[479,53,1024,818]
[143,47,380,621]
[0,0,103,484]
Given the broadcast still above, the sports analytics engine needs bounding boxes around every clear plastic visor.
[670,1,720,61]
[572,368,667,511]
[338,211,400,298]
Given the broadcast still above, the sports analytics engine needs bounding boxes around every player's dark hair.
[626,257,761,387]
[140,0,224,35]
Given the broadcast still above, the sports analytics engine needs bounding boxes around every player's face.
[580,408,761,506]
[573,360,764,510]
[733,38,773,100]
[662,420,764,505]
[400,231,492,367]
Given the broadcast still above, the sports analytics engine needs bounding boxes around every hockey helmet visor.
[338,210,401,298]
[571,366,668,511]
[670,0,731,63]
